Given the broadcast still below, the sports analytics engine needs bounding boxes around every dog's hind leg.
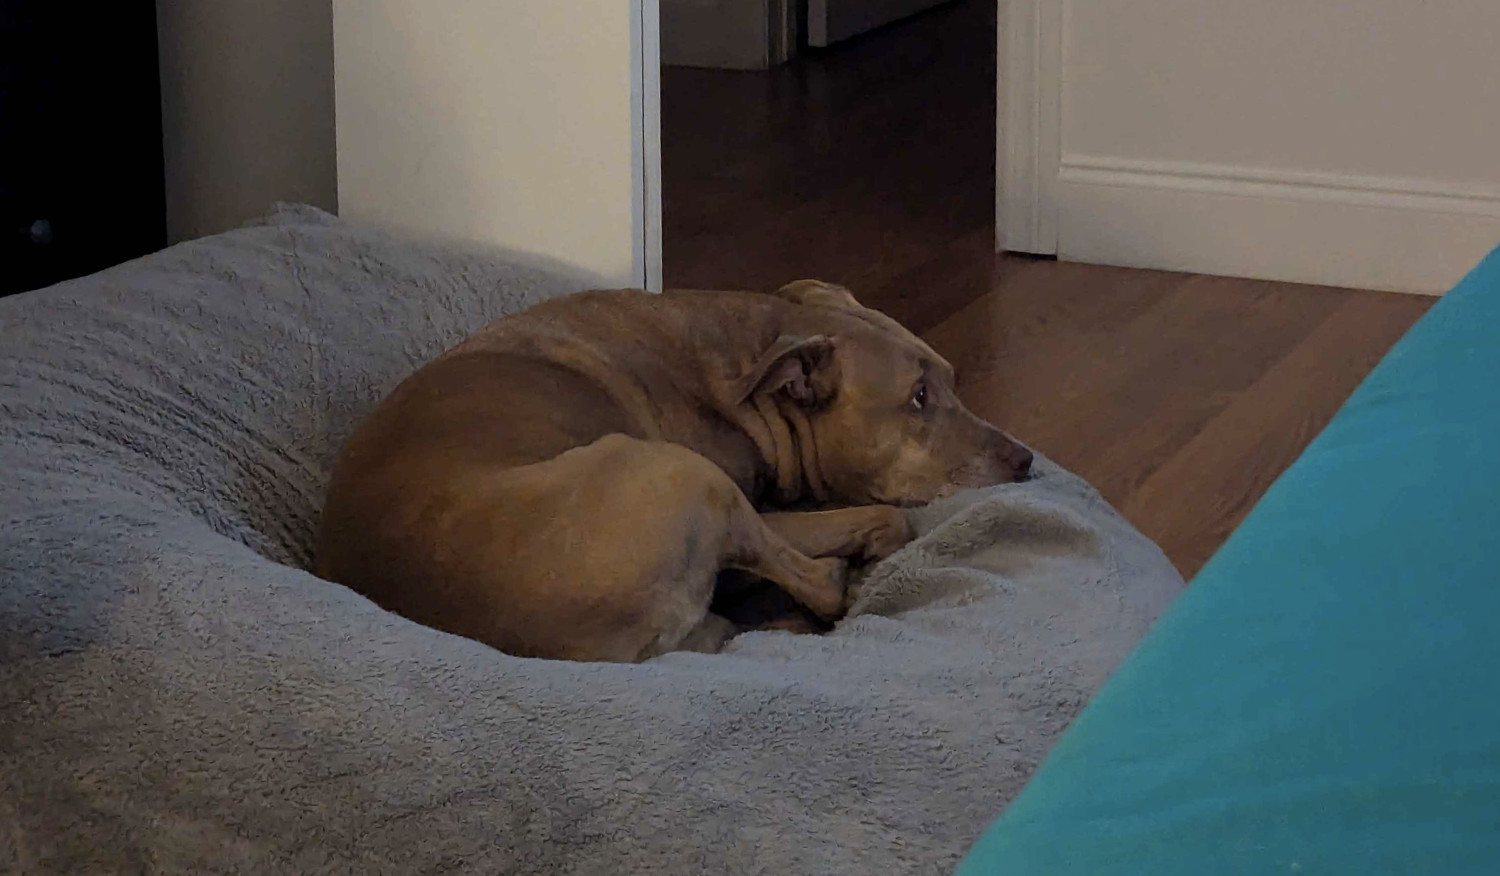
[673,613,739,654]
[610,439,849,655]
[470,434,844,661]
[718,503,848,621]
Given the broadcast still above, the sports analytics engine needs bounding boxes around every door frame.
[995,0,1059,255]
[637,0,664,290]
[645,0,1055,271]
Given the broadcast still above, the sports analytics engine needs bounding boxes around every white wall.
[334,0,661,289]
[155,0,337,243]
[1002,0,1500,293]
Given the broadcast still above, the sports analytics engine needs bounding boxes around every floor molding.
[1054,155,1500,294]
[1059,155,1500,218]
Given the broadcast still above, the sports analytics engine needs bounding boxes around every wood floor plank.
[930,268,1344,502]
[1120,291,1434,576]
[1026,276,1350,503]
[923,259,1188,386]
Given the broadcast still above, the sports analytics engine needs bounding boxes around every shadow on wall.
[155,0,338,243]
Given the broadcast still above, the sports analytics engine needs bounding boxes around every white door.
[998,0,1500,294]
[333,0,662,291]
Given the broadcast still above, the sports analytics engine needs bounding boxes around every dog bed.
[0,205,1183,874]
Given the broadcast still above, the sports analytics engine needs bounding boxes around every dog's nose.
[1008,445,1034,480]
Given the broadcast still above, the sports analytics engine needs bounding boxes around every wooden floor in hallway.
[661,0,1435,577]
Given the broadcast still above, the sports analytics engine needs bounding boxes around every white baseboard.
[1054,156,1500,295]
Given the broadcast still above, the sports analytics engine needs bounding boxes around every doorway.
[659,0,997,335]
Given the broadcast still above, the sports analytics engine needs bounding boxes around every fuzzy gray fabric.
[0,205,1184,874]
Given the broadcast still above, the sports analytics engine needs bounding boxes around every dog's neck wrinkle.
[781,400,830,504]
[758,394,798,502]
[739,392,826,507]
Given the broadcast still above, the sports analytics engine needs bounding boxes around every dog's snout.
[978,429,1038,483]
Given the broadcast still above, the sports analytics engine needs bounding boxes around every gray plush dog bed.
[0,205,1183,874]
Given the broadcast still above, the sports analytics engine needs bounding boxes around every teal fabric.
[958,245,1500,876]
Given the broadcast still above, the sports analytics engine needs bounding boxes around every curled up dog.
[317,280,1032,662]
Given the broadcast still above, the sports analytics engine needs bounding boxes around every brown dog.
[316,280,1031,662]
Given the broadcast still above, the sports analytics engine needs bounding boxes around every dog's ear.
[735,334,837,406]
[773,279,863,310]
[775,279,953,375]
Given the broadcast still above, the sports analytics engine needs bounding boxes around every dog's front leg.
[759,506,914,563]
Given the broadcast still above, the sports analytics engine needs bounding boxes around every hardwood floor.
[923,262,1431,577]
[662,0,1435,577]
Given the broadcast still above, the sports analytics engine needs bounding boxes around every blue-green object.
[958,244,1500,875]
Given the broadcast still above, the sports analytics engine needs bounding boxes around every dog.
[316,280,1032,662]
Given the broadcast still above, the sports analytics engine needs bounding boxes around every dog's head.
[737,280,1032,507]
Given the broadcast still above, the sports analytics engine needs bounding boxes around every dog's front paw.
[803,556,850,620]
[860,506,915,561]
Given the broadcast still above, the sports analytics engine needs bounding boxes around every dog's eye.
[910,381,928,412]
